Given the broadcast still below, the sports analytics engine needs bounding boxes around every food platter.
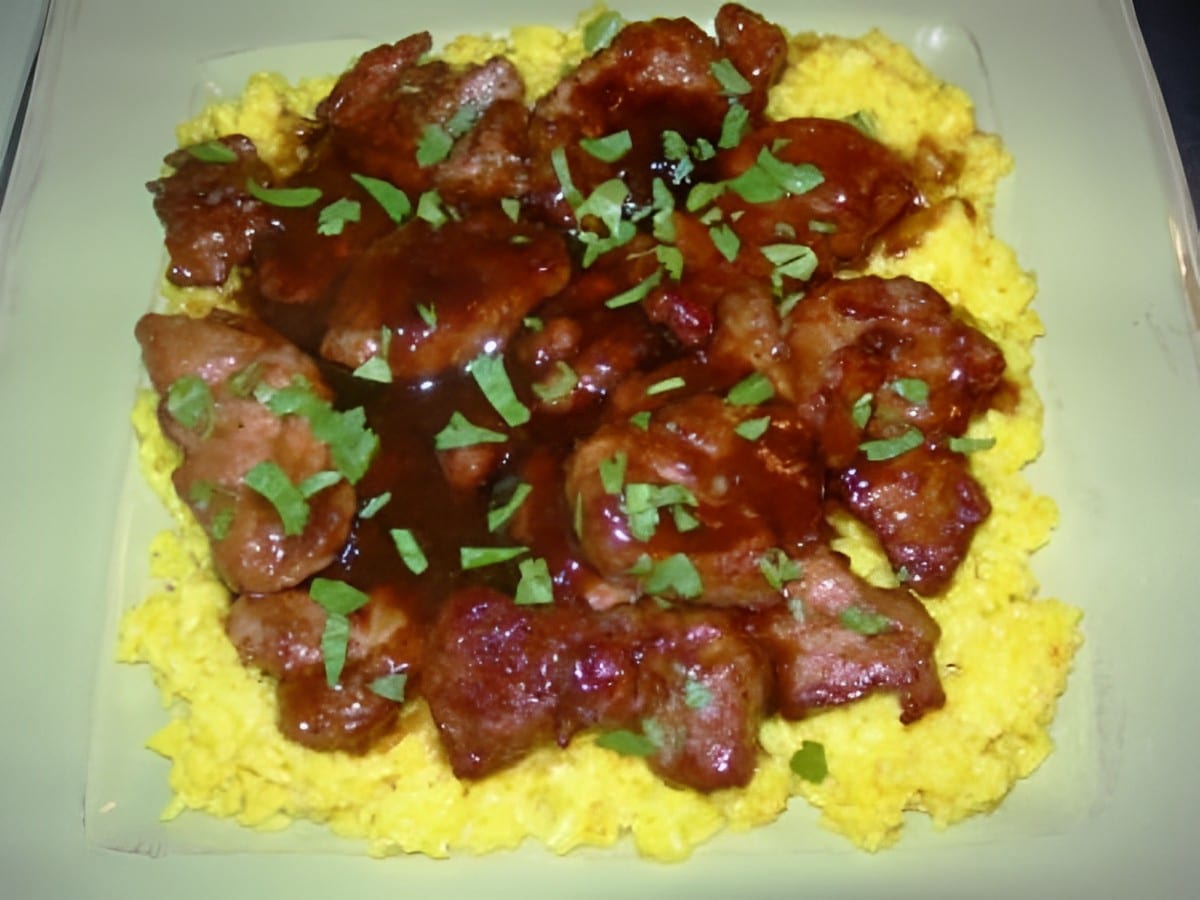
[1,0,1197,897]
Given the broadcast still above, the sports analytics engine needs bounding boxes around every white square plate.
[2,1,1197,897]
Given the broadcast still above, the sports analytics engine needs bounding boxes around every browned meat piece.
[635,609,771,791]
[316,32,528,199]
[276,667,400,753]
[421,587,770,791]
[713,3,789,116]
[147,134,274,286]
[226,586,420,753]
[421,586,581,777]
[320,210,571,378]
[834,447,991,595]
[506,235,668,414]
[747,543,945,724]
[564,394,824,609]
[249,157,399,309]
[135,310,357,593]
[715,118,917,278]
[784,275,1006,466]
[526,6,786,226]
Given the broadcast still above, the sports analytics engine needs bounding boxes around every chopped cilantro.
[596,727,659,757]
[839,605,892,636]
[165,374,214,435]
[468,352,531,427]
[317,197,361,236]
[351,173,411,223]
[186,140,236,164]
[684,677,713,710]
[890,377,930,405]
[390,528,429,575]
[709,223,741,261]
[245,178,321,208]
[514,557,554,605]
[599,451,628,495]
[852,393,874,429]
[369,672,408,703]
[416,302,437,330]
[623,482,698,542]
[686,181,726,212]
[718,101,750,149]
[949,435,997,454]
[532,360,579,401]
[604,270,662,308]
[710,58,752,96]
[762,243,819,283]
[789,740,828,783]
[243,460,308,535]
[843,110,878,138]
[735,416,771,441]
[416,122,454,166]
[460,545,528,570]
[726,371,775,406]
[726,148,823,203]
[254,378,379,483]
[580,130,633,163]
[433,411,507,450]
[646,375,686,396]
[500,196,522,222]
[583,10,625,52]
[629,410,652,430]
[310,577,371,686]
[415,189,450,227]
[352,327,393,383]
[359,492,391,520]
[298,470,342,498]
[488,482,533,532]
[642,552,703,600]
[859,427,924,461]
[444,102,481,138]
[550,145,583,208]
[758,548,802,591]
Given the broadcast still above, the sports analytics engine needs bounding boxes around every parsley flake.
[186,140,237,164]
[514,557,554,606]
[726,371,775,406]
[317,197,361,236]
[245,178,321,208]
[434,412,507,450]
[390,528,429,575]
[468,352,531,427]
[460,545,529,570]
[488,482,533,532]
[351,173,411,223]
[790,740,828,783]
[580,130,633,163]
[839,605,892,636]
[166,374,214,435]
[859,427,924,461]
[243,460,309,535]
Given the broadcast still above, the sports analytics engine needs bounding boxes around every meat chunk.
[834,447,991,595]
[635,609,771,791]
[784,275,1006,464]
[526,5,786,226]
[564,394,824,609]
[226,586,420,753]
[715,118,917,279]
[319,210,571,379]
[135,310,358,593]
[747,544,945,724]
[147,134,274,286]
[421,587,770,791]
[316,32,528,199]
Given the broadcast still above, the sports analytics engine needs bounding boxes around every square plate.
[2,1,1198,897]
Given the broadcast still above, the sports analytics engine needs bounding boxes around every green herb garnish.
[186,140,237,164]
[789,740,828,783]
[890,377,930,405]
[514,556,554,606]
[710,58,752,96]
[245,178,321,208]
[243,460,309,535]
[416,123,454,166]
[460,545,529,570]
[387,528,428,575]
[604,270,662,308]
[735,416,771,441]
[758,548,802,591]
[165,374,214,435]
[839,605,892,636]
[596,727,659,757]
[580,130,633,163]
[468,352,531,427]
[309,577,371,686]
[726,371,775,406]
[369,672,408,703]
[583,10,625,52]
[317,197,361,236]
[532,360,579,401]
[859,427,924,461]
[488,482,533,532]
[351,173,411,223]
[948,435,997,454]
[434,411,508,450]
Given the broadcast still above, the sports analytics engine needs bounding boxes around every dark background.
[1133,0,1200,217]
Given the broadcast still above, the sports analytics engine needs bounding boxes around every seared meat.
[135,311,357,593]
[564,394,824,609]
[147,135,274,287]
[747,543,945,723]
[421,587,769,791]
[320,210,571,379]
[316,32,528,199]
[834,447,992,595]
